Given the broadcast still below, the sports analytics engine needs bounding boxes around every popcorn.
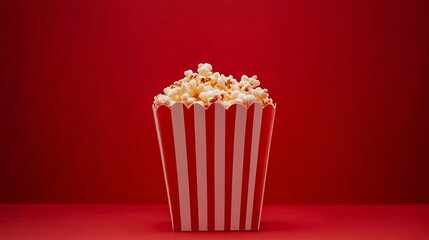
[153,63,274,108]
[184,70,193,77]
[197,63,212,77]
[154,94,172,107]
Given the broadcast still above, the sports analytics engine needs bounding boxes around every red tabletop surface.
[1,204,428,240]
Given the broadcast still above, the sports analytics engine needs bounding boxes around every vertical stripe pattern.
[205,105,215,231]
[230,105,247,230]
[193,104,207,230]
[224,104,236,230]
[214,104,226,230]
[245,103,263,230]
[152,105,174,229]
[153,103,276,231]
[240,104,256,230]
[170,104,192,231]
[154,105,182,231]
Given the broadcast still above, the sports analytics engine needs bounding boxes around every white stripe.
[230,105,247,230]
[171,104,191,231]
[194,105,207,231]
[245,103,263,230]
[214,103,226,230]
[257,106,276,230]
[152,105,174,230]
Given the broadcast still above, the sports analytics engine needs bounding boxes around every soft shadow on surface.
[261,220,312,232]
[148,220,311,232]
[148,220,310,233]
[150,220,172,232]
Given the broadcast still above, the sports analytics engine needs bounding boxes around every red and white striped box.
[152,102,276,231]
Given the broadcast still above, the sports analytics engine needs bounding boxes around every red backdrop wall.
[1,0,428,204]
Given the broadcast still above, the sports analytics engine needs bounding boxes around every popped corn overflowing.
[153,63,274,108]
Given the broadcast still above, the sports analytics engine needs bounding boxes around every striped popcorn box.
[152,102,276,231]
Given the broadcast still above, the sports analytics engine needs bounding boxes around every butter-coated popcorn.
[153,63,274,108]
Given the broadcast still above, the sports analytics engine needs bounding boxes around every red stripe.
[183,105,199,231]
[156,106,181,231]
[239,104,255,230]
[205,106,215,231]
[224,105,237,230]
[251,105,275,230]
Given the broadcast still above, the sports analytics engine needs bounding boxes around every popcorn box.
[152,102,276,231]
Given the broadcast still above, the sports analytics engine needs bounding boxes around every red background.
[1,0,428,204]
